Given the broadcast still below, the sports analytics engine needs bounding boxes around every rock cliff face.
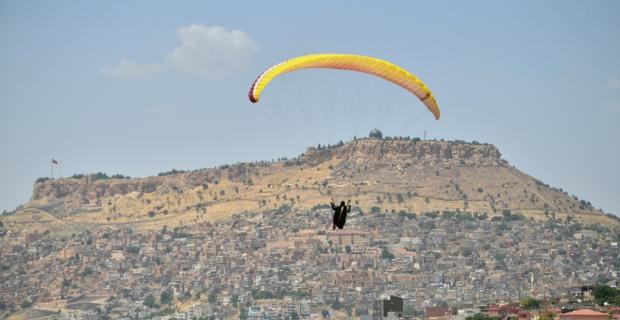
[32,171,220,203]
[8,138,615,234]
[32,139,502,204]
[302,139,503,166]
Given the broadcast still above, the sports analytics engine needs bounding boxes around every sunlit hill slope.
[3,137,617,235]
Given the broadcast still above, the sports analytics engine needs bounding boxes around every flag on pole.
[52,158,59,164]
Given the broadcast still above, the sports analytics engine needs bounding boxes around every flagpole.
[51,159,54,179]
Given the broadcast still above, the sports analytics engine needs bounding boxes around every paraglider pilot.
[331,199,351,230]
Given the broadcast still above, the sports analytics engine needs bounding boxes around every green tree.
[381,247,396,260]
[160,288,173,305]
[143,294,158,308]
[239,307,248,319]
[521,297,540,310]
[425,211,439,218]
[442,211,456,220]
[80,267,93,277]
[473,259,486,269]
[94,172,110,180]
[469,313,487,320]
[420,221,436,230]
[593,285,620,305]
[462,247,473,257]
[253,291,275,300]
[20,299,32,309]
[125,245,140,254]
[494,253,506,263]
[208,292,218,304]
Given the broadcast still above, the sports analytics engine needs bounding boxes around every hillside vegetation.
[2,138,617,235]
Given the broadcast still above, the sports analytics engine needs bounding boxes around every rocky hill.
[2,138,617,235]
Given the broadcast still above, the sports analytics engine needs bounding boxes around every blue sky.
[1,1,619,215]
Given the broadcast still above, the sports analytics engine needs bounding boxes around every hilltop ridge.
[2,137,617,234]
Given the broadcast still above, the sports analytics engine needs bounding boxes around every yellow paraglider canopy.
[248,53,440,120]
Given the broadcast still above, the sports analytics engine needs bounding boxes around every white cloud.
[101,25,257,78]
[166,24,258,75]
[100,59,164,77]
[609,76,620,89]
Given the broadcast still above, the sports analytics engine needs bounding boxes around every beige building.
[111,250,125,261]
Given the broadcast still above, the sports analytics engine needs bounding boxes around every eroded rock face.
[34,176,150,202]
[32,169,226,201]
[301,139,503,167]
[32,139,504,206]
